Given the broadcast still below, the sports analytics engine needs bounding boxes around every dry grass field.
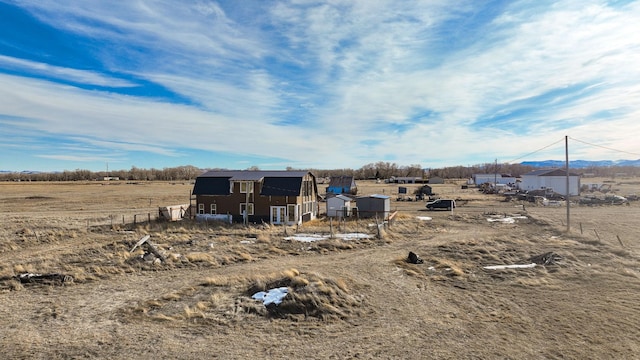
[1,179,640,359]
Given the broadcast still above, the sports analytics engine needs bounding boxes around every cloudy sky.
[1,0,639,172]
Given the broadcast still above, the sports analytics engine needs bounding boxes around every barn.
[326,175,357,195]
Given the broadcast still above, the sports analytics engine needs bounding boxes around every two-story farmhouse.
[192,170,319,225]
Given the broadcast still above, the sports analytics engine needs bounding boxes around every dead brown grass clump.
[245,269,363,321]
[120,268,362,325]
[184,252,217,265]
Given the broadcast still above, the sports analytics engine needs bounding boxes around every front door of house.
[270,206,286,224]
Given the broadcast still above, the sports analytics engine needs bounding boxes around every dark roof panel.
[192,177,231,195]
[261,177,302,196]
[328,175,354,188]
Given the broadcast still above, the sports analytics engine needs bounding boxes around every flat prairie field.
[1,180,640,359]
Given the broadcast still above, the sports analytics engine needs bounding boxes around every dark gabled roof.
[198,170,310,180]
[524,168,581,177]
[192,176,231,195]
[328,175,355,188]
[261,177,302,196]
[194,170,315,196]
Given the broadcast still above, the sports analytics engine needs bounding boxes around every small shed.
[355,194,390,219]
[326,195,353,218]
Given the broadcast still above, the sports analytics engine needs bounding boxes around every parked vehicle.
[425,199,456,210]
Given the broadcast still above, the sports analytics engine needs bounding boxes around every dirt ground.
[1,179,639,359]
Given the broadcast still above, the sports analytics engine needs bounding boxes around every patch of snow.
[285,233,372,242]
[336,233,372,240]
[252,287,289,306]
[416,216,432,221]
[487,216,527,224]
[483,263,536,270]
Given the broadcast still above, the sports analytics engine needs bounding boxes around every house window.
[240,181,254,193]
[210,204,217,214]
[303,180,313,196]
[198,203,205,215]
[287,204,296,222]
[302,201,316,215]
[303,201,314,214]
[240,203,254,215]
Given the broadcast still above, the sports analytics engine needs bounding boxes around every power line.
[569,137,640,157]
[505,137,565,164]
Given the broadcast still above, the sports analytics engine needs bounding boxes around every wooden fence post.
[329,217,334,238]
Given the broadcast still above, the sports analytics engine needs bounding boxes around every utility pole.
[565,135,570,233]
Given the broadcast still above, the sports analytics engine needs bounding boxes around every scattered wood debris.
[130,235,166,262]
[528,252,562,265]
[16,273,73,285]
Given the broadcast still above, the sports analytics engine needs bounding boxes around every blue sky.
[1,0,639,172]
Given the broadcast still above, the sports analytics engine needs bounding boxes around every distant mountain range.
[521,159,640,168]
[0,170,44,174]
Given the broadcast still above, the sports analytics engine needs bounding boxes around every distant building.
[520,169,581,196]
[472,174,516,186]
[326,175,357,195]
[393,176,424,184]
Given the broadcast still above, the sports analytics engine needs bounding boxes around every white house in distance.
[472,174,517,186]
[520,169,581,196]
[326,194,353,218]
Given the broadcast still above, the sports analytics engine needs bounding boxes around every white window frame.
[287,204,296,222]
[210,203,217,214]
[240,181,254,194]
[240,203,254,215]
[198,203,205,215]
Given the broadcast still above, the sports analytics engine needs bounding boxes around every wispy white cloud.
[1,0,639,170]
[0,55,136,87]
[37,154,122,163]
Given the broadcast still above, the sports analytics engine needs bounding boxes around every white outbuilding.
[326,194,353,218]
[472,174,517,186]
[520,169,581,196]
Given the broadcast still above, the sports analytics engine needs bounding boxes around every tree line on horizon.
[2,162,639,182]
